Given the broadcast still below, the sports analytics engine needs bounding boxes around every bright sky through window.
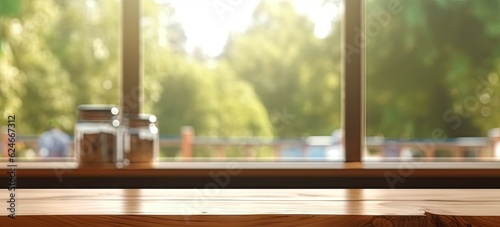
[164,0,342,57]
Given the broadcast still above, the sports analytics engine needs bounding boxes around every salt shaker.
[75,105,120,167]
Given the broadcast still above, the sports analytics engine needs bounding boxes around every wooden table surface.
[2,189,500,226]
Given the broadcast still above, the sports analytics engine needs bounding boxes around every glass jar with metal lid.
[120,114,159,167]
[75,104,120,167]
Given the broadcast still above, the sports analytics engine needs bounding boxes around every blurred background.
[0,0,499,161]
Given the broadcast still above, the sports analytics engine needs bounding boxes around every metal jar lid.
[124,114,157,127]
[77,104,120,121]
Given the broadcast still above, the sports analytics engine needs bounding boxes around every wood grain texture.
[426,213,500,227]
[0,189,499,226]
[1,215,434,227]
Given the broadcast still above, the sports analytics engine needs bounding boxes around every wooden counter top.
[1,189,500,226]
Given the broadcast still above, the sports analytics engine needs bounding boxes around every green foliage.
[48,0,120,107]
[146,56,272,137]
[1,0,74,134]
[365,0,500,138]
[0,0,21,18]
[142,0,273,137]
[222,0,341,137]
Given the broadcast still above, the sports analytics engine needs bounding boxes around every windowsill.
[1,161,500,177]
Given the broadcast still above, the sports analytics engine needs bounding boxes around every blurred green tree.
[49,0,120,108]
[222,0,342,137]
[0,0,74,134]
[365,0,500,138]
[142,0,273,137]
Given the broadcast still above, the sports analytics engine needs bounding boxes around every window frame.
[2,0,500,189]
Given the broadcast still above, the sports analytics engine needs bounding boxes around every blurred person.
[38,119,71,157]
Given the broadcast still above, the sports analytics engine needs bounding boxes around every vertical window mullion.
[122,0,141,115]
[343,0,364,162]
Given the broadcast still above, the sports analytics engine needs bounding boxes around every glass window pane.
[364,0,500,161]
[1,0,120,160]
[142,0,343,161]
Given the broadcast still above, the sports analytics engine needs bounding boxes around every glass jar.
[121,114,159,167]
[75,105,120,167]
